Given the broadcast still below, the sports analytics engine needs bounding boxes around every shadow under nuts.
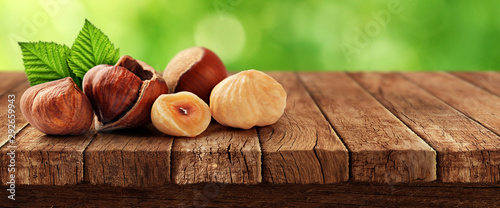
[83,55,169,131]
[20,77,93,135]
[210,70,287,129]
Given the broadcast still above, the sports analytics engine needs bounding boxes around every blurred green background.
[1,0,499,71]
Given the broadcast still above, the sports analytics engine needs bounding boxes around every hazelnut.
[83,55,169,131]
[163,47,228,103]
[151,91,211,137]
[20,77,93,135]
[210,70,287,129]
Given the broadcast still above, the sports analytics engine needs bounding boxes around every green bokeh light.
[1,0,499,71]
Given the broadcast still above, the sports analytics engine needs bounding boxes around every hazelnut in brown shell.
[163,47,228,103]
[83,55,169,131]
[20,77,93,135]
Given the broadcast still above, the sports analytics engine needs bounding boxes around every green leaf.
[68,19,120,79]
[19,42,81,87]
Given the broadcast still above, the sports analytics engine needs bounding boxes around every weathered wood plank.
[403,72,500,136]
[299,72,436,183]
[0,81,31,148]
[0,75,95,186]
[0,72,26,96]
[3,183,500,207]
[171,123,261,184]
[452,72,500,97]
[258,72,348,184]
[351,72,500,182]
[0,125,95,185]
[84,126,173,187]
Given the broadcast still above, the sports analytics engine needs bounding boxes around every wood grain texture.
[84,126,173,187]
[3,183,500,207]
[299,72,436,183]
[2,72,500,187]
[0,72,27,96]
[0,81,30,148]
[403,72,500,136]
[258,72,348,184]
[351,72,500,182]
[453,72,500,96]
[171,122,261,184]
[0,126,95,185]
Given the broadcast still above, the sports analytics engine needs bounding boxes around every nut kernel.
[210,70,287,129]
[151,91,211,137]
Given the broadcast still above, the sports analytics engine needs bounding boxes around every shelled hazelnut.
[210,70,287,129]
[151,91,211,137]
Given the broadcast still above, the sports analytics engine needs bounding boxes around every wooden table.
[1,72,500,207]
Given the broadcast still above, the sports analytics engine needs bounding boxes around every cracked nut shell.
[83,55,169,131]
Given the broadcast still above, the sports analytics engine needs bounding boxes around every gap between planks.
[260,72,348,184]
[404,72,500,139]
[350,72,500,183]
[451,72,500,98]
[298,72,436,183]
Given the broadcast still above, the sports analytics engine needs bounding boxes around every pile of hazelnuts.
[20,47,287,137]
